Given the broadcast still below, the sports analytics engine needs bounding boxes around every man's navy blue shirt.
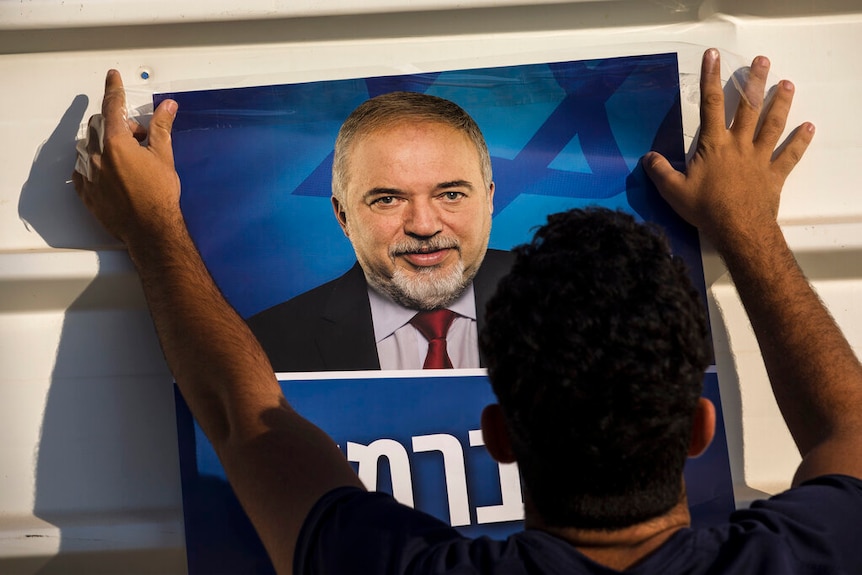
[296,475,862,574]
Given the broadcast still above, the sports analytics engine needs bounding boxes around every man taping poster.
[152,52,733,573]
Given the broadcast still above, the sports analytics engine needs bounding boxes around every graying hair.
[331,91,493,202]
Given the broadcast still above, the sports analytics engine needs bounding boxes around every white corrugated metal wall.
[1,1,861,572]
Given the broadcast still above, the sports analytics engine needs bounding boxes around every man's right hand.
[647,49,862,487]
[643,48,814,248]
[72,70,182,250]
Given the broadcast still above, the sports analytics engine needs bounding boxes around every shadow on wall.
[18,95,115,250]
[15,97,187,574]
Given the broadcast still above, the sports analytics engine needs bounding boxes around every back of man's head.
[480,207,711,529]
[331,91,492,202]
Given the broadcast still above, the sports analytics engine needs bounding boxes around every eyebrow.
[361,180,475,202]
[436,180,475,191]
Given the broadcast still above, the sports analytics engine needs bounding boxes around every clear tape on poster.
[73,40,786,173]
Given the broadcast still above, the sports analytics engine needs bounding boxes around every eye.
[442,191,465,201]
[371,196,397,205]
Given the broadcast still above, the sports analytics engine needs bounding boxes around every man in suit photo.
[246,92,512,373]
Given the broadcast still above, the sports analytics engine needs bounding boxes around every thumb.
[147,99,178,163]
[642,151,699,228]
[641,151,689,206]
[641,151,682,191]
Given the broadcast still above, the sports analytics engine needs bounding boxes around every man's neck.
[527,498,691,571]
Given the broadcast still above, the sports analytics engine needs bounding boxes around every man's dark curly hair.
[480,207,711,530]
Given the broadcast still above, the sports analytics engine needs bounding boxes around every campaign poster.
[159,52,735,574]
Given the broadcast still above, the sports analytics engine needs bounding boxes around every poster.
[160,52,734,574]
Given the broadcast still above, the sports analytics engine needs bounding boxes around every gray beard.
[366,258,471,311]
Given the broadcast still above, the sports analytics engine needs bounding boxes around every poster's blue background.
[156,52,702,320]
[162,53,733,574]
[176,373,732,574]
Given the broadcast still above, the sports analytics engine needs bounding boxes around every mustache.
[390,236,460,257]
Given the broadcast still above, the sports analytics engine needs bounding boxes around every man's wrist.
[706,216,784,264]
[125,212,195,271]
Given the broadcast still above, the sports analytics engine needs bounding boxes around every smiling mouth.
[401,248,453,268]
[391,238,460,268]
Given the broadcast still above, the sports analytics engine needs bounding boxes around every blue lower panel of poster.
[176,372,732,574]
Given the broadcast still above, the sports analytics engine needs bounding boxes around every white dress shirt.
[367,284,480,370]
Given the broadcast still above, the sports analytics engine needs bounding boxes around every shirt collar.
[368,282,477,343]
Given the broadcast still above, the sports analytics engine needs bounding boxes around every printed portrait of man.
[164,54,735,575]
[162,53,699,376]
[245,93,512,373]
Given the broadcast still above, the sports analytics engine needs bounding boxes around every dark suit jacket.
[246,249,513,372]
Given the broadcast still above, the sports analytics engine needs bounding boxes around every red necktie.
[410,309,458,369]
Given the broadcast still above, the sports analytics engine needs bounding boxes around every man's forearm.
[642,50,862,483]
[715,221,862,481]
[74,71,365,573]
[127,222,367,573]
[126,219,284,449]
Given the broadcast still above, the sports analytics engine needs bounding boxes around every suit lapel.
[473,249,514,367]
[318,263,381,371]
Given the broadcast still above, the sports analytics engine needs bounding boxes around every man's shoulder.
[676,475,862,574]
[244,262,379,372]
[481,248,514,269]
[474,249,514,325]
[738,473,862,523]
[246,263,366,326]
[474,249,514,286]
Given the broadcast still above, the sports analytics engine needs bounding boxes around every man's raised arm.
[72,70,363,574]
[645,49,862,485]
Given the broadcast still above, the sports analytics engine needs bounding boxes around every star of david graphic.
[164,53,690,318]
[288,55,682,215]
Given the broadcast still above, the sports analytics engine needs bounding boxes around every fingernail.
[781,80,795,92]
[753,55,769,68]
[706,48,719,61]
[163,99,178,115]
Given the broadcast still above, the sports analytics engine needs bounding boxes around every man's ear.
[487,182,495,216]
[688,397,716,458]
[481,404,517,464]
[331,196,349,236]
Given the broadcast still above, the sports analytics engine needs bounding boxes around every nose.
[404,198,442,239]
